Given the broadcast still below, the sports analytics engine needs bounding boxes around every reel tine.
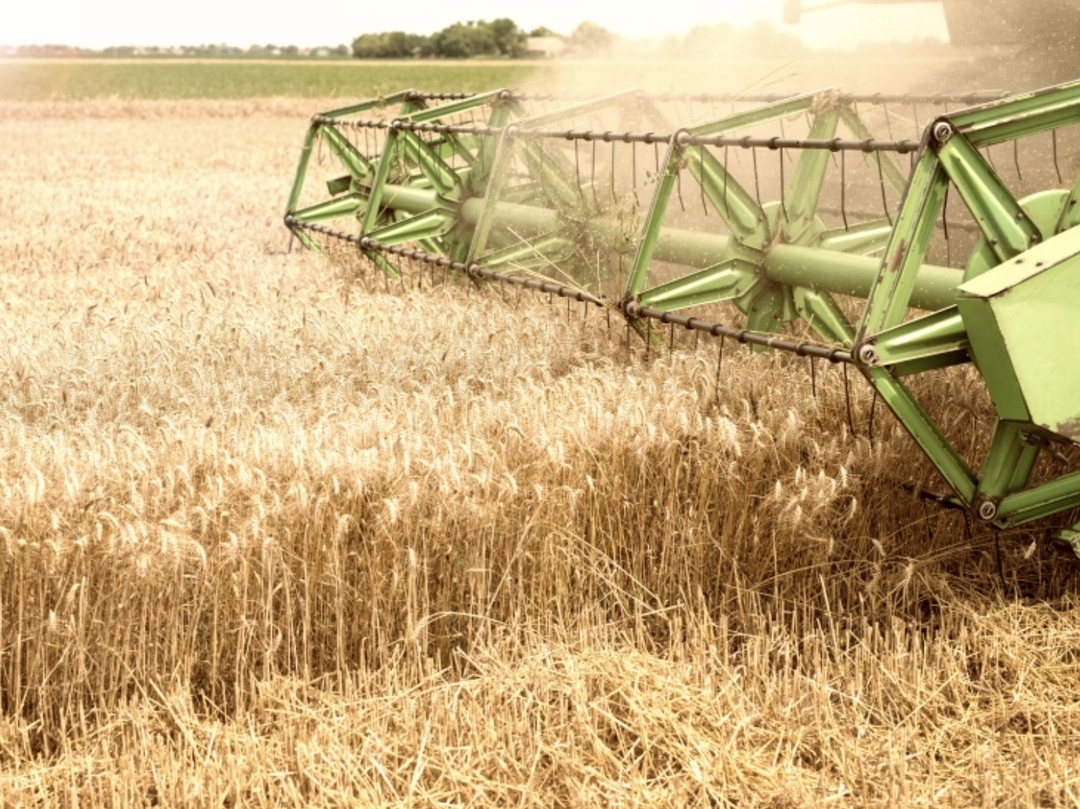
[712,334,726,409]
[752,147,763,211]
[778,145,787,225]
[700,144,709,217]
[840,149,849,232]
[724,145,731,218]
[842,362,855,436]
[610,140,617,206]
[1013,138,1023,183]
[1053,128,1064,185]
[868,389,879,445]
[875,151,893,227]
[676,166,686,212]
[591,139,600,212]
[942,183,951,266]
[779,118,793,163]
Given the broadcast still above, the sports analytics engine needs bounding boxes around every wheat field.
[1,96,1080,807]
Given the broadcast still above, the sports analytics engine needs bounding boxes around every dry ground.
[1,97,1080,807]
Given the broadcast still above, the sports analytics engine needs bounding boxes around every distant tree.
[569,21,614,55]
[352,31,429,58]
[528,26,559,38]
[488,18,526,57]
[351,18,527,60]
[430,21,495,58]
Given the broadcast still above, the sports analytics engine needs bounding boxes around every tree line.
[351,19,612,59]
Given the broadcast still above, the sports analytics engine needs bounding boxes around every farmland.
[0,59,549,101]
[2,60,1080,806]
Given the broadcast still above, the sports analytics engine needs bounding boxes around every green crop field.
[0,59,551,101]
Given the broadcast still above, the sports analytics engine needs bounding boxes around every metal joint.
[932,121,953,144]
[857,343,879,367]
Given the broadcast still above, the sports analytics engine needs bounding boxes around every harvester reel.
[285,81,1080,553]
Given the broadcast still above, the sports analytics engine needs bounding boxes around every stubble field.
[2,62,1080,807]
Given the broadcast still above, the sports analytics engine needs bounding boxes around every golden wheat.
[1,98,1079,807]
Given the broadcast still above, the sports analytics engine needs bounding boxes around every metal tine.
[724,145,731,218]
[591,139,600,211]
[779,146,787,225]
[1013,138,1023,183]
[842,362,855,435]
[875,151,893,227]
[676,165,686,212]
[632,142,639,202]
[712,334,726,408]
[868,389,879,444]
[610,141,617,205]
[700,145,709,217]
[752,147,763,210]
[809,355,817,398]
[779,118,793,163]
[1053,128,1064,185]
[942,182,951,267]
[574,140,586,203]
[840,149,849,231]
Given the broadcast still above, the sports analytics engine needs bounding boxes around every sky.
[5,0,950,51]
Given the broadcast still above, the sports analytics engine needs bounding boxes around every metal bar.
[284,218,855,363]
[288,184,962,313]
[324,117,921,154]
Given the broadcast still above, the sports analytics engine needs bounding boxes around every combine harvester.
[284,79,1080,553]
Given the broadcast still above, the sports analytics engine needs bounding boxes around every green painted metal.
[956,223,1080,437]
[285,80,1080,548]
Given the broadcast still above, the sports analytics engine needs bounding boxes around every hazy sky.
[6,0,950,50]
